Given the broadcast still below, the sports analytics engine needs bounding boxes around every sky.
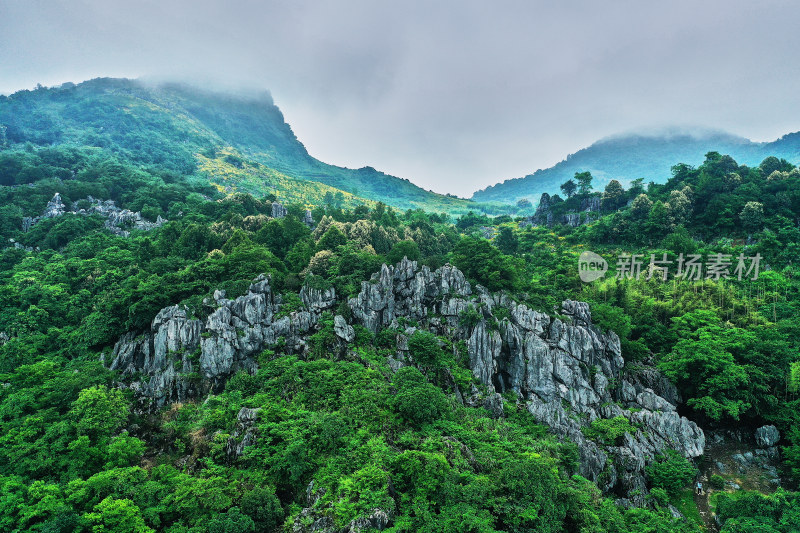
[2,0,800,196]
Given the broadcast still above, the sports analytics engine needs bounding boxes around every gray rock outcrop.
[110,275,336,408]
[344,258,704,504]
[22,193,166,237]
[226,407,262,457]
[271,202,288,218]
[292,481,392,533]
[755,425,780,447]
[522,192,602,228]
[110,257,704,505]
[44,192,67,218]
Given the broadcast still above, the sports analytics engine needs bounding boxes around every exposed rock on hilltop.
[110,258,704,505]
[22,193,167,237]
[523,192,602,228]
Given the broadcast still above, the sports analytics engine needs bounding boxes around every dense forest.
[0,82,799,532]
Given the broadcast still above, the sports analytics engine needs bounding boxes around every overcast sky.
[2,1,800,195]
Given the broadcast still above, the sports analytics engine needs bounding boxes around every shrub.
[650,487,669,507]
[646,450,698,496]
[392,367,448,427]
[208,506,256,533]
[582,416,638,446]
[240,488,283,533]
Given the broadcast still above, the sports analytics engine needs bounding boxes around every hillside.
[472,129,800,204]
[2,77,800,532]
[0,78,500,214]
[1,92,800,530]
[1,142,799,531]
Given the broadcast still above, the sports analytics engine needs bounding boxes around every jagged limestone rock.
[344,259,704,502]
[226,407,262,457]
[110,275,335,408]
[111,257,704,504]
[271,202,288,218]
[334,315,355,342]
[292,481,392,533]
[522,192,601,228]
[755,425,780,447]
[23,193,166,236]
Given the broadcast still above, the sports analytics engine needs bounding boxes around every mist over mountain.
[471,128,800,204]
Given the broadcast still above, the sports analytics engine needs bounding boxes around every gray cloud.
[2,0,800,194]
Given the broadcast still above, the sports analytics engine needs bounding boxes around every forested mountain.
[0,79,799,532]
[472,129,800,204]
[0,78,504,215]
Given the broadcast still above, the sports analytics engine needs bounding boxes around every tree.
[560,179,577,198]
[387,240,420,265]
[740,201,764,234]
[601,180,625,211]
[316,225,347,251]
[494,226,518,255]
[759,155,792,176]
[393,378,448,427]
[659,316,754,422]
[240,488,283,533]
[84,497,153,533]
[630,194,653,220]
[645,201,670,239]
[69,386,129,442]
[407,331,447,368]
[629,177,645,197]
[450,237,522,292]
[516,198,532,210]
[574,171,593,195]
[645,450,697,497]
[666,189,692,227]
[208,507,256,533]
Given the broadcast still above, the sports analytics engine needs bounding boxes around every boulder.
[755,425,780,447]
[334,315,355,343]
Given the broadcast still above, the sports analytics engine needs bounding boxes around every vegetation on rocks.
[0,80,799,531]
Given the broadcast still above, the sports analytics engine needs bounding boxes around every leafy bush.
[240,488,283,533]
[650,487,669,507]
[582,416,638,446]
[646,450,697,496]
[392,367,448,427]
[208,507,256,533]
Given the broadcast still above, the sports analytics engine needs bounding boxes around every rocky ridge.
[110,257,705,514]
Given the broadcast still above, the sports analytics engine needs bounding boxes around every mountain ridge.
[0,78,501,215]
[471,127,800,204]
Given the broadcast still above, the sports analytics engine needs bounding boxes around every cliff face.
[110,258,704,506]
